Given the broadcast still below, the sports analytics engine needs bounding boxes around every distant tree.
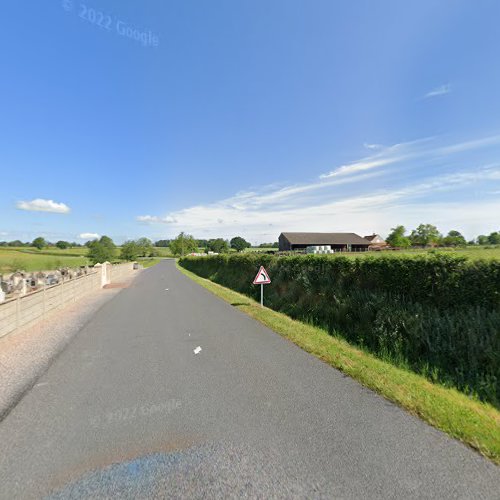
[442,230,466,247]
[169,232,198,256]
[136,237,155,257]
[477,235,489,245]
[32,237,47,250]
[55,240,71,249]
[386,226,410,248]
[7,240,24,247]
[409,224,442,247]
[487,231,500,245]
[87,239,115,265]
[99,235,116,253]
[230,236,251,252]
[207,238,229,253]
[196,239,209,247]
[154,239,171,247]
[120,240,141,261]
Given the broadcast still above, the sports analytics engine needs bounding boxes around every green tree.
[442,230,466,247]
[386,226,410,248]
[32,237,47,250]
[169,232,198,256]
[7,240,24,247]
[87,239,115,265]
[136,237,155,257]
[230,236,251,252]
[55,240,70,249]
[208,238,229,253]
[120,240,141,261]
[409,224,442,247]
[487,231,500,244]
[154,239,170,247]
[99,235,116,254]
[477,235,489,245]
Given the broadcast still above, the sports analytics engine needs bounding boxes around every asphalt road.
[0,259,498,499]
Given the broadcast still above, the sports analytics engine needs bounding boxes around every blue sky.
[1,0,500,244]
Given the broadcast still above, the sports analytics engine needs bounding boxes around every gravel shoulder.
[0,275,138,421]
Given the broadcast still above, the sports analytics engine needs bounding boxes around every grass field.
[0,246,173,273]
[0,248,90,273]
[334,246,500,260]
[178,263,500,464]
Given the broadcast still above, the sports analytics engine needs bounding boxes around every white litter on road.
[193,346,202,355]
[165,288,169,291]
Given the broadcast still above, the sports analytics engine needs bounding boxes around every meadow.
[0,247,90,273]
[326,246,500,261]
[0,246,172,273]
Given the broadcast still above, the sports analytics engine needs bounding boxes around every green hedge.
[180,253,500,406]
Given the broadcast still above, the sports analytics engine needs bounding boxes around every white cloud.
[363,143,383,150]
[320,156,403,178]
[16,198,70,214]
[78,233,99,240]
[136,215,177,224]
[135,133,500,242]
[424,84,451,98]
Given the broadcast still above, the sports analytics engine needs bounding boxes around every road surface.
[0,259,498,498]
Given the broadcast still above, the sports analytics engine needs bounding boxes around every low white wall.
[0,263,136,339]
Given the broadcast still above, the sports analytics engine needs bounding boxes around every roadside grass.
[139,258,163,268]
[177,263,500,465]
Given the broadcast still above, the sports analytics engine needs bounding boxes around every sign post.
[253,266,271,308]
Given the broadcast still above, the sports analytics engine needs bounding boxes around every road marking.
[193,346,202,355]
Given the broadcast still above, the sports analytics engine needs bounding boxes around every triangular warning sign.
[253,266,271,284]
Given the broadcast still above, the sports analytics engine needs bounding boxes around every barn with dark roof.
[278,232,371,252]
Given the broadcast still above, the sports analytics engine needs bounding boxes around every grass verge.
[177,263,500,464]
[139,258,163,268]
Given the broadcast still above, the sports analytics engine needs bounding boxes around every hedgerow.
[179,253,500,406]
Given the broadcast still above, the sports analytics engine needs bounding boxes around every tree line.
[0,238,84,249]
[385,224,500,247]
[167,233,254,255]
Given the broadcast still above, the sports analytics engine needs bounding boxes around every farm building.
[278,232,371,252]
[364,234,388,249]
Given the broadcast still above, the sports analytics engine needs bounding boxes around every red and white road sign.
[253,266,271,285]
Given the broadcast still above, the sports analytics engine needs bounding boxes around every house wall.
[278,234,291,251]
